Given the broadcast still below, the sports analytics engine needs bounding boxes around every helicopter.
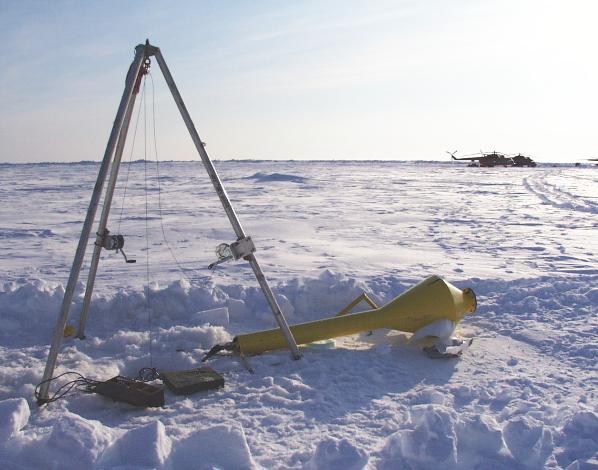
[447,151,537,167]
[510,154,537,167]
[575,158,598,167]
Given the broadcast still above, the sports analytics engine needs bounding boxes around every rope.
[119,71,232,289]
[117,79,145,235]
[148,72,195,284]
[148,72,220,285]
[142,76,154,368]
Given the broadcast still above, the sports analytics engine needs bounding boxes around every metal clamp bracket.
[230,236,256,260]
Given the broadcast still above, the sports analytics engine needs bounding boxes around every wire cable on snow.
[35,372,100,404]
[136,367,162,382]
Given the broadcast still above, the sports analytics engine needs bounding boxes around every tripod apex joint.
[136,41,159,57]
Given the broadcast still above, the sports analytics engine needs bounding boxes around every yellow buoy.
[234,275,476,355]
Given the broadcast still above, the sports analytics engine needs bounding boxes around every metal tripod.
[37,41,301,404]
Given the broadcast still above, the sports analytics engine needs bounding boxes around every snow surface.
[0,160,596,469]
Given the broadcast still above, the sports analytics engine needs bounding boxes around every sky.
[1,0,597,163]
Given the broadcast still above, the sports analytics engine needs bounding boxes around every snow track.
[523,171,598,214]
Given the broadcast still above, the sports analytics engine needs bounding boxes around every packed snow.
[0,160,596,469]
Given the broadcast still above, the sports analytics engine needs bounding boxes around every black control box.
[94,376,164,407]
[160,367,224,395]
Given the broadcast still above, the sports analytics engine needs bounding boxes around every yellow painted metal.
[335,292,380,316]
[63,324,76,337]
[234,275,476,355]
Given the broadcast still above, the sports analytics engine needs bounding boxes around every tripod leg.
[37,46,147,404]
[77,83,140,339]
[247,255,301,359]
[153,48,301,360]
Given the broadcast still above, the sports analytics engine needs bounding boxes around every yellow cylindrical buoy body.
[235,275,476,355]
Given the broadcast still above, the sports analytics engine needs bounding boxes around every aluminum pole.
[245,253,302,358]
[76,81,141,339]
[153,47,301,360]
[153,48,244,236]
[37,46,147,404]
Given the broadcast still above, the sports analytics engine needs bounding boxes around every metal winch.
[98,229,136,263]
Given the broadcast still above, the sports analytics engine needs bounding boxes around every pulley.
[208,236,256,269]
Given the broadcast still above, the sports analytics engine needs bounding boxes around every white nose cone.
[410,318,456,342]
